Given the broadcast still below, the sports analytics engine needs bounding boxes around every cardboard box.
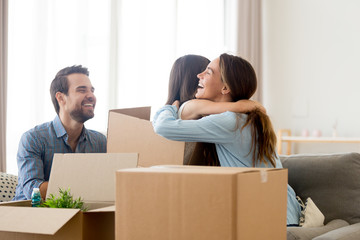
[116,166,287,240]
[106,107,185,167]
[0,153,138,240]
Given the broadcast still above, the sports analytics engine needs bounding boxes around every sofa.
[0,172,18,202]
[280,152,360,240]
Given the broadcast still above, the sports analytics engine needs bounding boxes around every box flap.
[107,110,185,167]
[0,206,80,235]
[152,165,282,172]
[128,165,281,174]
[83,201,114,211]
[0,200,31,207]
[86,205,115,213]
[120,166,285,184]
[47,153,138,202]
[110,106,151,120]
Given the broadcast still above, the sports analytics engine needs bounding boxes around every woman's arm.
[153,105,238,144]
[180,99,265,120]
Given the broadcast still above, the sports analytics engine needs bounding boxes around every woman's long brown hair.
[188,142,220,166]
[220,54,277,167]
[242,109,277,167]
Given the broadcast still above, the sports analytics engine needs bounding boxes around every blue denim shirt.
[153,105,301,225]
[14,115,106,200]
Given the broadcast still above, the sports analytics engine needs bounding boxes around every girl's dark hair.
[219,53,277,167]
[166,55,210,105]
[188,142,220,166]
[50,65,89,115]
[166,55,220,166]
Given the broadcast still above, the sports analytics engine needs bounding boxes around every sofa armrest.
[313,222,360,240]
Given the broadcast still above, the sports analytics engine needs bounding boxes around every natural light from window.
[7,0,227,174]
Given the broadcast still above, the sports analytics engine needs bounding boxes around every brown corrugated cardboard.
[0,153,138,240]
[47,153,138,201]
[0,202,117,240]
[107,107,185,167]
[109,106,151,120]
[0,205,82,239]
[116,166,287,240]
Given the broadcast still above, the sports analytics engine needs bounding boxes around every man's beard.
[70,107,94,123]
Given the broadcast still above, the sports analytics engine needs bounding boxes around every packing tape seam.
[260,169,268,183]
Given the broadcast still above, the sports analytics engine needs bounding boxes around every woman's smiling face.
[195,57,227,102]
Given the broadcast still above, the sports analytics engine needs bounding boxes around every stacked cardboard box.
[0,153,138,240]
[107,107,185,167]
[1,107,288,239]
[0,107,186,239]
[116,166,287,240]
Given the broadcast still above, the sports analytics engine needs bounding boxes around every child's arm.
[179,99,266,120]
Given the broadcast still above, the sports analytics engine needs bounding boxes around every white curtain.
[239,0,262,101]
[6,0,262,174]
[6,0,112,174]
[6,0,227,174]
[228,0,263,102]
[113,0,228,112]
[0,0,8,172]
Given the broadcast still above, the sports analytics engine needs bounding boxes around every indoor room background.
[1,0,360,174]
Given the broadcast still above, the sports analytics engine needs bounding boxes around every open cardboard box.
[107,107,185,167]
[116,166,287,240]
[0,153,138,240]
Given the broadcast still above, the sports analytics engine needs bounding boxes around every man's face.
[62,73,96,123]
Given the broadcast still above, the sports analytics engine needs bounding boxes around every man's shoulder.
[22,120,54,137]
[19,120,55,148]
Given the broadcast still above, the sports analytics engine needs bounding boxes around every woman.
[167,54,264,166]
[154,53,301,225]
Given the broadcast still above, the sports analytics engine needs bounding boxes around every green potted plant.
[40,188,87,211]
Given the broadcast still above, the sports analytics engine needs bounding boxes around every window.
[7,0,227,174]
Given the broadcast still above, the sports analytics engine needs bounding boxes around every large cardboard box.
[107,107,185,167]
[0,153,138,240]
[116,166,287,240]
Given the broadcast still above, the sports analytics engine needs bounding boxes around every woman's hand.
[172,100,180,110]
[242,100,266,114]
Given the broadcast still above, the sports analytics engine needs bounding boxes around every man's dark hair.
[50,65,89,115]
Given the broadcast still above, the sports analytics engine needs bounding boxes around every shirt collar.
[53,115,89,141]
[53,115,67,138]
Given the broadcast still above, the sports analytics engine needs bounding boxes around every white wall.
[262,0,360,154]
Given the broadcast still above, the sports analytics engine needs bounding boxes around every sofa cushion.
[0,172,18,202]
[299,197,325,227]
[280,152,360,225]
[287,219,349,240]
[313,222,360,240]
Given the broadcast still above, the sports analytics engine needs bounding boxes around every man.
[13,65,106,200]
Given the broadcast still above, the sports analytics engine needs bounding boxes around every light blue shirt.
[14,115,107,200]
[153,105,301,225]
